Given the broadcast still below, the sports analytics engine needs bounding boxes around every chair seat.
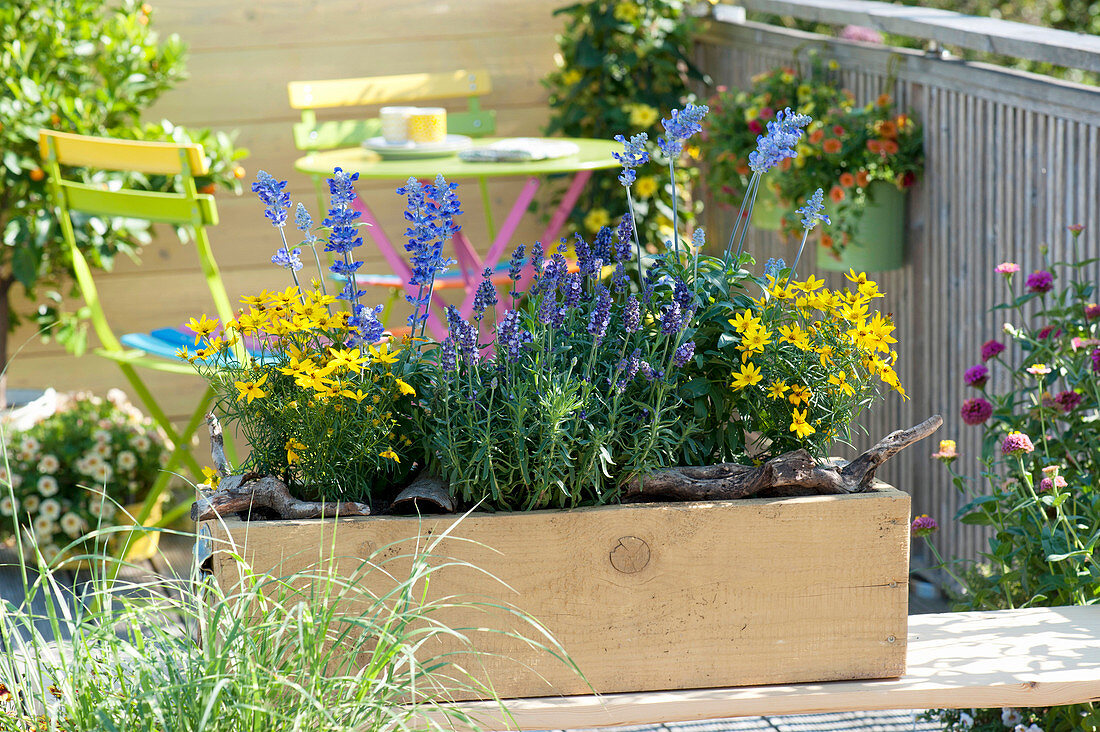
[119,328,274,366]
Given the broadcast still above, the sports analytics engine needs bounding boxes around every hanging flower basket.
[818,181,907,272]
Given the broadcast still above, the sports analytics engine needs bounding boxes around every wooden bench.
[434,606,1100,730]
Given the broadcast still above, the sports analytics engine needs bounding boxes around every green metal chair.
[38,129,240,525]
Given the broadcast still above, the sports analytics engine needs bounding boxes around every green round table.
[293,137,620,337]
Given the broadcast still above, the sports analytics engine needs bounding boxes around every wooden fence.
[696,5,1100,565]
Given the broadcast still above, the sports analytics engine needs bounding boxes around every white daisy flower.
[20,437,41,454]
[33,515,55,537]
[93,464,114,483]
[11,473,23,489]
[22,495,40,513]
[87,498,116,520]
[39,544,61,564]
[83,453,104,470]
[37,454,60,474]
[106,388,127,406]
[93,429,111,444]
[132,435,152,452]
[0,496,17,516]
[60,512,85,538]
[39,499,61,521]
[93,442,113,459]
[1003,709,1023,727]
[116,451,137,471]
[37,475,59,497]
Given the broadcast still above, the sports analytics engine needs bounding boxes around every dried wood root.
[390,474,457,514]
[623,415,943,502]
[191,474,371,522]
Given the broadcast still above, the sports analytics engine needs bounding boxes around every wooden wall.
[9,1,566,447]
[697,20,1100,565]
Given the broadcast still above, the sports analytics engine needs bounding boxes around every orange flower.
[829,185,845,203]
[839,172,855,188]
[882,139,899,155]
[735,160,750,176]
[832,124,846,136]
[867,139,882,154]
[856,170,870,187]
[809,128,825,144]
[875,120,898,138]
[779,157,792,172]
[821,233,835,249]
[876,93,892,107]
[823,138,842,154]
[896,113,911,131]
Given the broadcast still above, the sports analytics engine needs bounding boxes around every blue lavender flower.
[615,212,635,263]
[587,285,612,342]
[529,240,545,282]
[660,301,684,335]
[271,246,303,271]
[623,295,641,333]
[252,171,291,228]
[673,340,696,367]
[764,257,786,278]
[615,348,642,392]
[439,337,457,374]
[638,360,656,382]
[797,188,830,230]
[347,303,384,346]
[593,225,614,266]
[432,173,463,242]
[508,245,526,282]
[612,262,629,293]
[473,267,498,321]
[563,272,584,309]
[613,133,650,187]
[673,277,692,309]
[574,233,597,279]
[446,306,479,366]
[748,107,813,174]
[498,309,532,363]
[658,104,709,159]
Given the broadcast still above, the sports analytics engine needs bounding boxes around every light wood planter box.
[204,484,910,701]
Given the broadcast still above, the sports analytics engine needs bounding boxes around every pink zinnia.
[964,364,989,388]
[1068,223,1085,236]
[981,339,1006,362]
[1039,475,1068,492]
[1093,347,1100,373]
[748,119,763,134]
[1086,303,1100,320]
[1001,431,1035,456]
[910,515,938,537]
[1037,325,1061,340]
[1055,390,1083,412]
[840,25,885,44]
[1026,270,1054,293]
[961,397,993,425]
[995,262,1020,276]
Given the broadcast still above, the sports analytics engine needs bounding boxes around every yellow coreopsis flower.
[789,409,816,439]
[234,373,268,403]
[730,361,763,390]
[369,343,401,364]
[634,175,659,198]
[584,208,610,233]
[340,388,370,403]
[200,466,221,489]
[379,449,401,463]
[737,325,772,358]
[285,438,306,465]
[794,274,826,293]
[765,380,789,400]
[846,269,869,286]
[828,371,856,397]
[394,378,416,397]
[187,314,218,345]
[328,347,368,372]
[624,102,659,127]
[728,309,759,333]
[788,384,812,407]
[778,324,812,351]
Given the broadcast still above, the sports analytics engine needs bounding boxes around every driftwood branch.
[206,412,231,477]
[391,474,456,514]
[624,415,943,502]
[191,474,371,522]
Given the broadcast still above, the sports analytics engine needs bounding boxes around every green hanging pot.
[817,181,906,272]
[749,181,784,231]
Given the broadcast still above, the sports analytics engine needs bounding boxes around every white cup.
[380,106,416,145]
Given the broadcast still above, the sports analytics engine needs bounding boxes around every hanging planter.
[818,181,907,272]
[749,180,784,231]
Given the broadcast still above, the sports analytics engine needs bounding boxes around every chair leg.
[114,362,204,478]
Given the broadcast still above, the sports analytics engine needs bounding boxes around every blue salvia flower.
[748,108,812,173]
[320,168,367,304]
[658,104,709,159]
[252,171,291,228]
[271,246,303,272]
[660,301,684,335]
[473,268,498,321]
[797,188,830,230]
[692,227,705,251]
[764,257,786,278]
[587,285,612,342]
[294,202,313,236]
[673,340,696,367]
[615,348,642,392]
[399,176,457,327]
[615,213,634,263]
[498,309,532,363]
[623,295,641,333]
[612,133,650,187]
[347,303,384,346]
[432,174,463,242]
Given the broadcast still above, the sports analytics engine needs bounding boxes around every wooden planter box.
[203,484,910,701]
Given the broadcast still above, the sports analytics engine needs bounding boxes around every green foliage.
[0,520,562,730]
[187,290,422,506]
[418,244,694,511]
[0,0,247,359]
[542,0,708,247]
[0,389,169,561]
[922,229,1100,730]
[698,54,923,258]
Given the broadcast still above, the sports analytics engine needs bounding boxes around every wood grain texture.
[432,605,1100,729]
[695,18,1100,569]
[205,486,910,701]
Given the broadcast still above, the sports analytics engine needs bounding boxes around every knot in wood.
[609,536,650,574]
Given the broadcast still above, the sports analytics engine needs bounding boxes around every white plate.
[362,135,473,160]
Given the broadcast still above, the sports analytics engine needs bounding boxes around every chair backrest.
[288,69,497,151]
[38,130,235,353]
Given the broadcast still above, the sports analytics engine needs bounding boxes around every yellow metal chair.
[288,69,498,331]
[38,130,240,524]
